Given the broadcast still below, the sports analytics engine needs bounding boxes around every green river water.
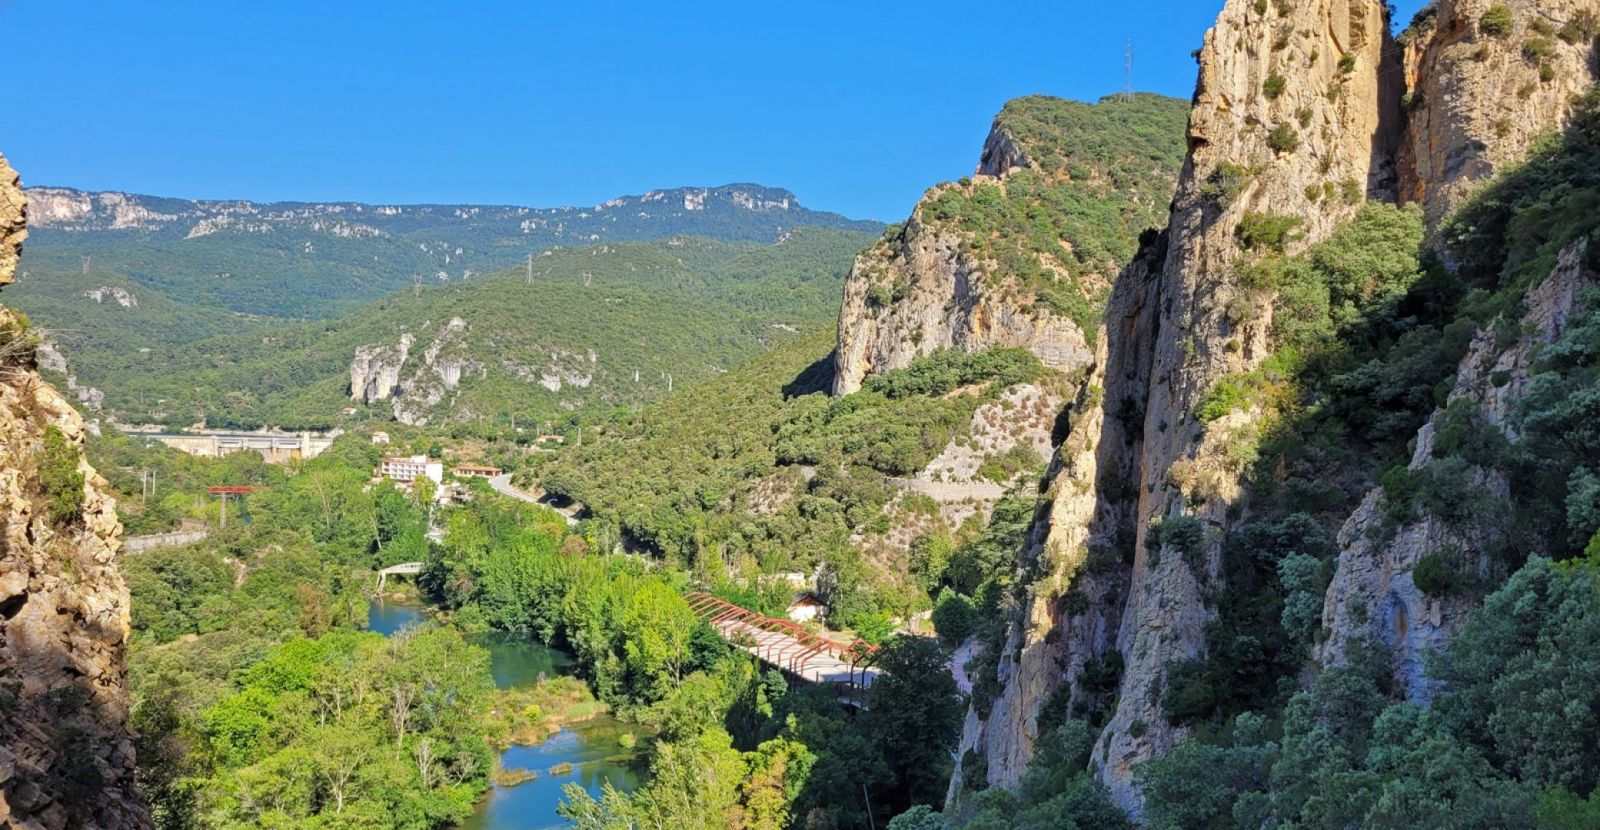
[367,601,648,830]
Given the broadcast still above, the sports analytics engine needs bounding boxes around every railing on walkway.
[684,591,881,689]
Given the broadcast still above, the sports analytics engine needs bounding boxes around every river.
[368,600,648,830]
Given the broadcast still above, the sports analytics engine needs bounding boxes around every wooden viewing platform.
[685,592,881,697]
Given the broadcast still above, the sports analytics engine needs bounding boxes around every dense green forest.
[97,425,969,829]
[24,227,871,431]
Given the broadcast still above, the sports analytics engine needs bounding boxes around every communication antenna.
[526,252,533,285]
[413,274,422,296]
[81,256,91,274]
[1123,41,1135,102]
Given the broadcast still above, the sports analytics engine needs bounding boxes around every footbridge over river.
[685,592,881,702]
[375,562,423,594]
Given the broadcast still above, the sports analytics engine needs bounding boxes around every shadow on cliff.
[0,604,148,828]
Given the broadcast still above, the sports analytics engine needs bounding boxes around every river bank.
[367,599,650,829]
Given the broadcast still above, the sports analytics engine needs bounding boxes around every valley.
[4,1,1600,829]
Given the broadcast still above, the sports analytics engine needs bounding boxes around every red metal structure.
[207,486,254,529]
[684,591,881,691]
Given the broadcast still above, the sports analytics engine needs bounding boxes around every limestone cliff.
[0,155,148,828]
[1090,0,1397,810]
[833,94,1189,396]
[1319,240,1596,698]
[954,0,1600,818]
[1398,0,1600,226]
[349,333,414,405]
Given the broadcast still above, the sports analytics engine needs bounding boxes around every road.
[488,474,579,527]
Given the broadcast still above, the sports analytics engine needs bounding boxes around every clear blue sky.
[0,0,1427,221]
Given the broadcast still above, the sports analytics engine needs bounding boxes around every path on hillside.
[488,474,578,527]
[888,477,1007,503]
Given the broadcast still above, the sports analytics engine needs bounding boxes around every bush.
[1263,73,1287,100]
[1523,36,1556,62]
[1480,4,1514,37]
[1413,550,1467,596]
[1560,10,1600,44]
[1201,161,1255,208]
[1237,212,1304,253]
[40,425,85,528]
[1267,122,1301,154]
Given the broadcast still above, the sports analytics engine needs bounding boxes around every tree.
[864,636,965,813]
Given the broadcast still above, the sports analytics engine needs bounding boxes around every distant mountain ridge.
[15,183,880,319]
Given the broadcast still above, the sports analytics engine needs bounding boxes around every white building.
[379,455,443,485]
[787,593,827,624]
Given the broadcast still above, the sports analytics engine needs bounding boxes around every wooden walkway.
[685,592,881,697]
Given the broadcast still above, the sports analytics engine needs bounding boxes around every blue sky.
[1,1,1427,221]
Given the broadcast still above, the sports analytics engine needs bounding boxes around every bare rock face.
[1319,239,1596,699]
[0,154,149,828]
[1399,0,1600,226]
[349,333,414,403]
[392,318,481,426]
[1095,0,1399,810]
[833,217,1094,396]
[0,160,23,287]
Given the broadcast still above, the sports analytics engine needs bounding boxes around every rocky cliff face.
[349,333,414,405]
[1398,0,1600,226]
[949,0,1600,817]
[833,219,1096,396]
[0,155,148,828]
[1089,0,1398,809]
[1320,239,1596,698]
[833,94,1189,396]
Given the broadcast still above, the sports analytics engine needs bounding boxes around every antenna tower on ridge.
[1123,41,1134,102]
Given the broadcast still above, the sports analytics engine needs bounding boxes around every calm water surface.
[367,601,648,830]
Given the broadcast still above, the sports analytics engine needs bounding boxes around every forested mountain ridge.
[832,93,1189,395]
[18,183,879,318]
[929,0,1600,826]
[5,182,880,430]
[72,227,873,431]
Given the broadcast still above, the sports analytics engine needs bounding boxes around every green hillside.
[13,184,880,318]
[55,227,873,431]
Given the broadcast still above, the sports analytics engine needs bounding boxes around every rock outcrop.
[950,0,1600,819]
[833,94,1189,396]
[1319,239,1596,699]
[1398,0,1600,226]
[833,220,1096,395]
[349,333,414,404]
[0,154,148,828]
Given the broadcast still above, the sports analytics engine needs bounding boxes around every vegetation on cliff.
[911,94,1188,336]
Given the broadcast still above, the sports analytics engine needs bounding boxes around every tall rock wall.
[0,155,148,828]
[955,0,1600,819]
[1399,0,1600,226]
[1096,0,1398,810]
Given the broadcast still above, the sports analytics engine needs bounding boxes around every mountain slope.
[14,183,880,318]
[945,0,1600,823]
[84,227,871,430]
